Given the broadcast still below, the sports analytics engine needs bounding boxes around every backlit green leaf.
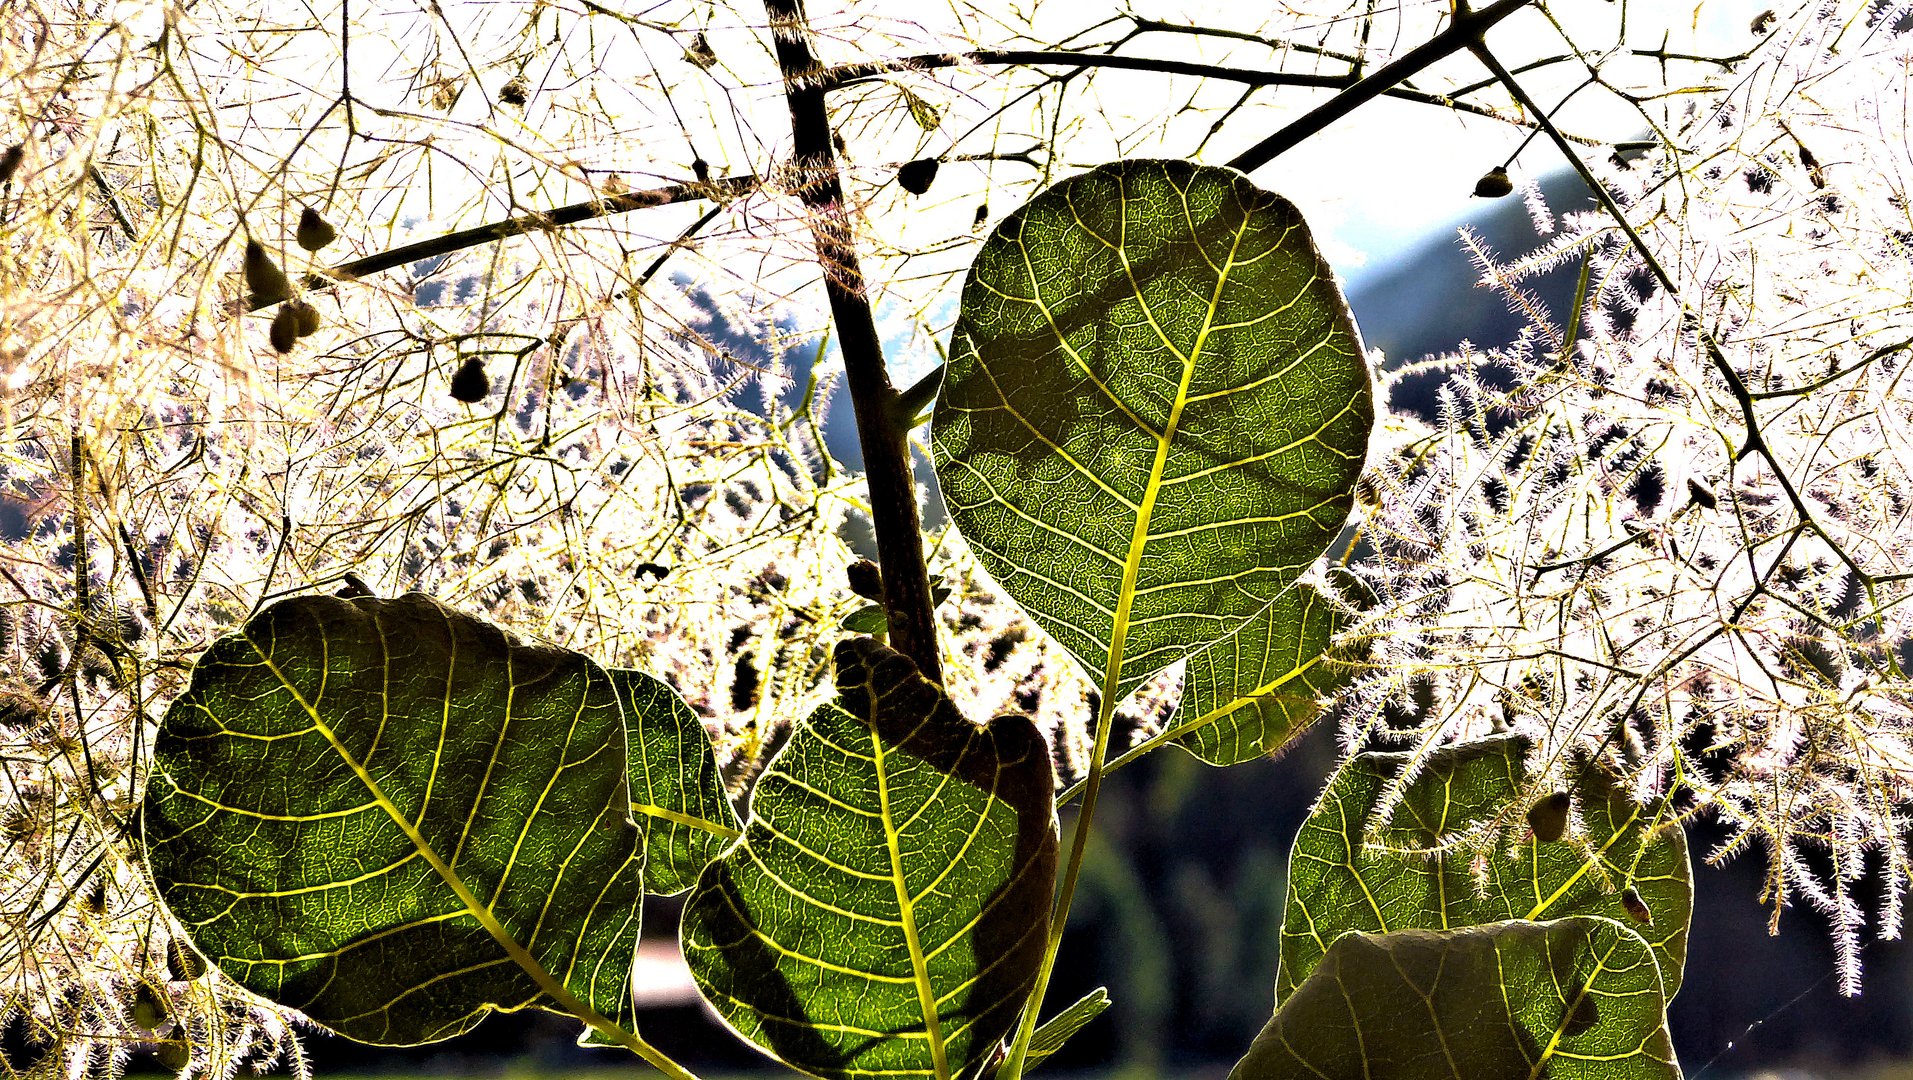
[608,668,740,895]
[932,159,1372,705]
[681,638,1057,1080]
[1279,732,1691,1004]
[1234,917,1680,1080]
[1172,582,1352,766]
[144,593,650,1045]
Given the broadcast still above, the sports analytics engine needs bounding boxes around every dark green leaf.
[681,638,1057,1080]
[933,159,1372,704]
[1234,917,1680,1080]
[1172,583,1352,766]
[1278,732,1691,1004]
[607,668,739,895]
[144,593,649,1045]
[1026,986,1110,1071]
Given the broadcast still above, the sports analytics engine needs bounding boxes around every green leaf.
[608,668,740,896]
[1278,732,1691,1004]
[932,159,1372,705]
[1171,582,1352,766]
[1233,917,1681,1080]
[839,586,954,636]
[143,593,649,1046]
[681,638,1058,1080]
[1026,986,1111,1071]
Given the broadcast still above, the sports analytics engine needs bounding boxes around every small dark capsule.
[1473,166,1514,198]
[288,300,321,337]
[692,157,710,183]
[973,202,988,229]
[846,559,883,601]
[268,307,299,353]
[1527,790,1572,842]
[897,158,939,196]
[1751,9,1776,34]
[132,983,169,1031]
[167,937,208,981]
[0,143,22,184]
[154,1040,190,1073]
[244,240,290,306]
[499,76,529,106]
[634,562,671,581]
[81,874,109,914]
[1620,886,1653,925]
[1686,478,1718,510]
[296,206,336,251]
[682,31,717,70]
[449,357,489,403]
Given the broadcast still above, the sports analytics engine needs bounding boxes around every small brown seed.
[1526,791,1571,842]
[897,158,939,196]
[244,240,291,306]
[449,356,489,403]
[269,307,299,353]
[1473,166,1514,198]
[296,207,336,251]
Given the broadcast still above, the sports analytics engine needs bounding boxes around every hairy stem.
[762,0,942,682]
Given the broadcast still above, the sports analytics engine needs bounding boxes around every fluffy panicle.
[1343,4,1913,987]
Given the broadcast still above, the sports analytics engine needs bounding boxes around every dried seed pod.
[499,75,529,106]
[1473,166,1513,198]
[167,937,208,982]
[973,202,988,229]
[1526,790,1571,842]
[682,31,717,70]
[288,300,321,337]
[846,559,883,601]
[81,874,109,914]
[692,158,710,183]
[1686,478,1717,510]
[1751,9,1776,34]
[244,240,291,306]
[269,306,299,353]
[897,158,938,195]
[449,356,489,403]
[132,983,169,1031]
[295,206,336,251]
[0,143,22,184]
[1620,886,1653,925]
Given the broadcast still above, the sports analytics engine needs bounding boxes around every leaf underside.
[145,592,728,1045]
[1234,917,1681,1080]
[1278,732,1692,1005]
[681,638,1058,1080]
[932,158,1372,704]
[609,668,740,895]
[1173,582,1353,766]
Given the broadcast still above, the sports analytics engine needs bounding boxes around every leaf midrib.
[1095,183,1255,705]
[870,713,951,1080]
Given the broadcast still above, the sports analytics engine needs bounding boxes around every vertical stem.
[762,0,942,683]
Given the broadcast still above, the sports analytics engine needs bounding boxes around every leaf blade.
[1173,582,1353,766]
[144,593,651,1046]
[681,638,1058,1080]
[1278,732,1692,1004]
[933,159,1372,704]
[1234,917,1681,1080]
[608,668,740,895]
